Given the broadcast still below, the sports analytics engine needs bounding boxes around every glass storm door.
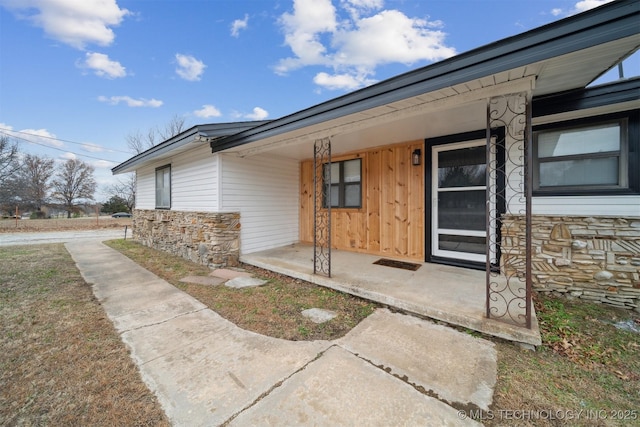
[432,140,488,263]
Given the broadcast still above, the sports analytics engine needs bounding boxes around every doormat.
[373,258,421,271]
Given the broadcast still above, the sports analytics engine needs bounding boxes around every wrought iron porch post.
[486,92,532,328]
[313,138,331,277]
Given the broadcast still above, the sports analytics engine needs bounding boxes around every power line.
[0,130,127,164]
[0,126,133,155]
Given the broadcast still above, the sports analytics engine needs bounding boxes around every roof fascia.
[533,77,640,116]
[112,120,271,174]
[112,126,199,174]
[211,0,639,154]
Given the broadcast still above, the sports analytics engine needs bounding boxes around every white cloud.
[0,124,64,148]
[175,54,206,81]
[231,14,249,37]
[313,71,375,90]
[194,104,222,118]
[1,0,130,49]
[79,52,127,79]
[276,0,456,91]
[573,0,613,13]
[245,107,269,120]
[341,0,384,20]
[92,159,116,169]
[59,152,77,161]
[97,95,163,108]
[82,143,105,153]
[275,0,338,74]
[550,0,613,17]
[334,10,454,68]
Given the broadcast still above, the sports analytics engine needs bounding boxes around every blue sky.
[0,0,637,200]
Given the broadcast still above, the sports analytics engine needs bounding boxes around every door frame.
[425,128,505,269]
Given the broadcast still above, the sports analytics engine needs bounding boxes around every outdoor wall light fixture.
[412,149,421,166]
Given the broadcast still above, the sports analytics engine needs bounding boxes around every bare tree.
[15,154,55,215]
[126,115,187,154]
[0,135,20,182]
[158,114,186,140]
[105,173,136,211]
[51,159,97,218]
[125,129,156,155]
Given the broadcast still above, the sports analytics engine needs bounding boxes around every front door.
[432,139,488,263]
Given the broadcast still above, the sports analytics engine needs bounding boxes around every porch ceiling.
[225,35,639,161]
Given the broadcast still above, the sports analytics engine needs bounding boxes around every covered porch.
[242,243,541,346]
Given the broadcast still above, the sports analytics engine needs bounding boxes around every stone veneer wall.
[133,209,241,269]
[501,215,640,312]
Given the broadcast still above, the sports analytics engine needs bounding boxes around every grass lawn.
[2,239,638,426]
[107,239,639,427]
[104,239,378,341]
[490,295,639,426]
[0,244,169,426]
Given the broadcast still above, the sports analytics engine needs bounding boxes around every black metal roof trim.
[112,120,270,174]
[533,77,640,117]
[211,0,639,154]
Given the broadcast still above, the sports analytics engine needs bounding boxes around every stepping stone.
[225,277,267,289]
[210,268,253,280]
[302,308,337,324]
[179,276,226,286]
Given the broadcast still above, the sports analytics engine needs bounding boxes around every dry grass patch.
[489,295,639,427]
[105,239,377,341]
[105,239,639,424]
[0,217,131,233]
[0,244,169,426]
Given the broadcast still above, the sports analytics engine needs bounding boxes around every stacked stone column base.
[502,215,640,312]
[132,209,240,269]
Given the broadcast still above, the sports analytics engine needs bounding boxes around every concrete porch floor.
[242,243,541,346]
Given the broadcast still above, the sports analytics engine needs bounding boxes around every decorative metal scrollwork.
[486,92,532,328]
[313,138,331,277]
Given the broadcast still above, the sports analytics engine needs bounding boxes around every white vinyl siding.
[171,145,219,211]
[135,166,156,209]
[221,153,299,254]
[134,145,220,211]
[533,195,640,216]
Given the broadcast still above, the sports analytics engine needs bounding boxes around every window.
[533,118,629,193]
[323,158,361,208]
[155,165,171,209]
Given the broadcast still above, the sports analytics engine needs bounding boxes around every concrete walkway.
[65,240,497,426]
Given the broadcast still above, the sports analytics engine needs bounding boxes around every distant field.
[0,216,132,233]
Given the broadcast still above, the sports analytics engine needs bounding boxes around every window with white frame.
[155,165,171,209]
[533,118,628,193]
[323,158,362,208]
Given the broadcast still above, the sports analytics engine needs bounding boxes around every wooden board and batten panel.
[221,153,300,255]
[300,140,425,261]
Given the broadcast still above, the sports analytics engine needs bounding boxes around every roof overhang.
[112,121,270,174]
[210,0,639,160]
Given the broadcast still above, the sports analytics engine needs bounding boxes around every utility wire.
[0,127,133,155]
[0,130,127,163]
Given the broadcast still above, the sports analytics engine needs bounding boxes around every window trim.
[532,111,638,196]
[155,164,171,209]
[323,158,362,209]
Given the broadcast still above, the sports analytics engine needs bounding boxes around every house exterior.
[113,0,640,326]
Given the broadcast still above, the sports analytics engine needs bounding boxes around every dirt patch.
[0,244,169,426]
[105,239,378,341]
[0,217,131,233]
